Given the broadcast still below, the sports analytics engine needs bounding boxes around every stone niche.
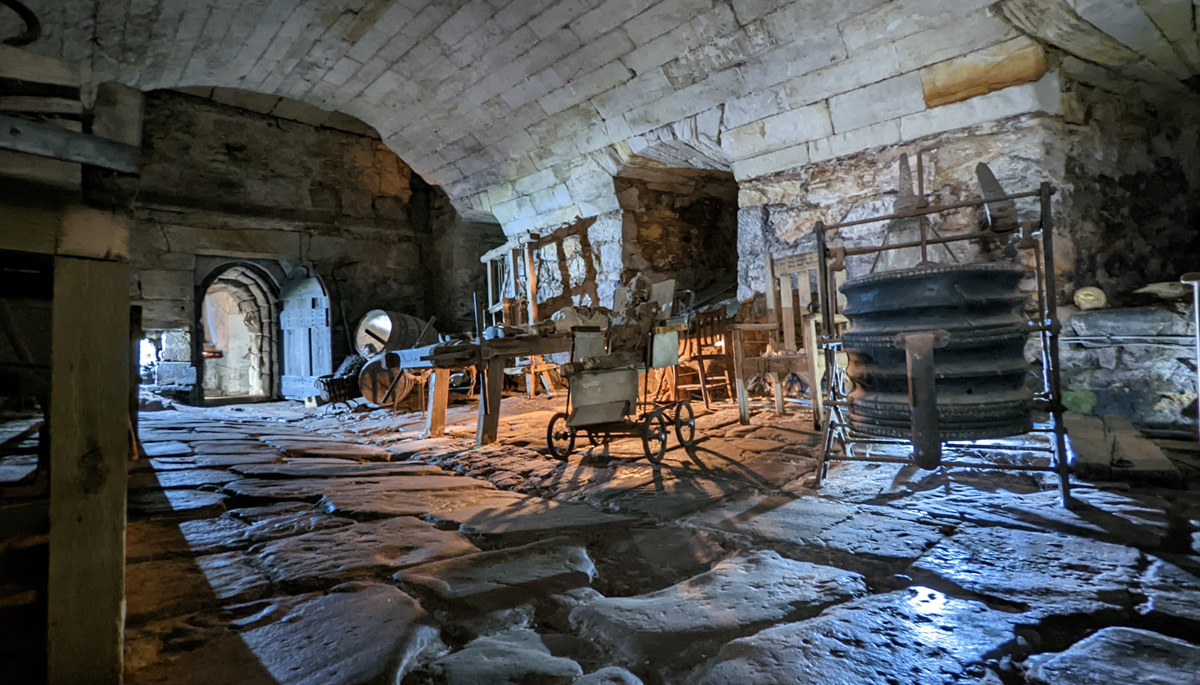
[531,167,739,314]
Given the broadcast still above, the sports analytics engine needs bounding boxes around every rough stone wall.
[735,113,1068,300]
[617,169,738,295]
[1057,306,1197,428]
[112,90,459,400]
[1060,79,1200,304]
[429,189,506,332]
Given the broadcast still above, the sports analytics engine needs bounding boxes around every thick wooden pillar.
[47,256,130,684]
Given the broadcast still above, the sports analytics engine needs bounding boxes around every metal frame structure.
[812,181,1074,507]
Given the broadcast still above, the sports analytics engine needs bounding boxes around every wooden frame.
[731,252,845,427]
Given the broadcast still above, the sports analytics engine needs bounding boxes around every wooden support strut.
[0,113,141,173]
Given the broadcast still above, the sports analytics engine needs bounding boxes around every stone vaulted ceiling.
[11,0,1200,234]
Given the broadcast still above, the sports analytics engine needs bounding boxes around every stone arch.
[194,260,280,403]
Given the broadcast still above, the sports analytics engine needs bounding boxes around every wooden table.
[389,333,573,445]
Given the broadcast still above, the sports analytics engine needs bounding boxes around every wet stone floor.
[124,395,1200,684]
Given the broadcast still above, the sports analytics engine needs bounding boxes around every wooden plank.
[0,97,83,116]
[780,272,795,352]
[0,113,140,173]
[47,255,129,683]
[0,148,80,188]
[0,46,80,89]
[59,208,131,261]
[423,369,449,437]
[803,316,823,430]
[1112,432,1181,485]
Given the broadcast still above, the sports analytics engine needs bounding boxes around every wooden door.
[280,276,331,399]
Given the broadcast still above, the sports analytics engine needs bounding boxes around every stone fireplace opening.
[198,263,277,401]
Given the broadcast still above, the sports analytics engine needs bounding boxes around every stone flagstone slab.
[912,525,1142,611]
[187,440,279,454]
[395,538,595,612]
[128,489,227,519]
[177,503,356,555]
[570,550,865,670]
[224,474,494,501]
[1025,627,1200,685]
[426,629,583,684]
[141,441,193,457]
[1137,557,1200,629]
[321,486,639,540]
[694,587,1026,685]
[125,552,271,622]
[231,460,444,478]
[151,453,283,469]
[267,438,394,461]
[252,516,479,590]
[130,469,241,490]
[124,582,435,685]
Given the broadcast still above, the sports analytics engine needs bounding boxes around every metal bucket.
[839,263,1034,443]
[354,309,438,357]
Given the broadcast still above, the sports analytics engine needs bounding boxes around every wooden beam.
[422,370,449,437]
[47,256,129,684]
[0,97,83,116]
[0,46,79,90]
[0,114,140,173]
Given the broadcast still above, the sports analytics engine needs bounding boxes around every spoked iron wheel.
[674,401,697,447]
[641,413,669,463]
[546,412,576,461]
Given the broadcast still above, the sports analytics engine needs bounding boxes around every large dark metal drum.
[840,263,1034,443]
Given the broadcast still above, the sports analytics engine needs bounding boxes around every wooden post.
[476,356,505,445]
[780,272,795,352]
[47,256,129,684]
[804,315,823,430]
[733,328,750,425]
[423,369,449,437]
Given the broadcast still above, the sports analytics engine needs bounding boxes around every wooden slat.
[780,272,795,352]
[0,97,83,116]
[0,113,140,173]
[0,46,80,89]
[47,256,129,683]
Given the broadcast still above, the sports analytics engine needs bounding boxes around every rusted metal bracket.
[0,113,140,172]
[893,330,950,469]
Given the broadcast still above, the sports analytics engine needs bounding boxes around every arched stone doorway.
[196,263,278,403]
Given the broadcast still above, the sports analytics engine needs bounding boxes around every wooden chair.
[677,308,734,409]
[730,253,845,428]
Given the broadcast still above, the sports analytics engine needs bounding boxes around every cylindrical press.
[839,263,1034,452]
[354,310,439,357]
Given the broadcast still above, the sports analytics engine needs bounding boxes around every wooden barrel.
[358,354,416,406]
[353,309,438,357]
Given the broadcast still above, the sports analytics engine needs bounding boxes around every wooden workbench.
[389,333,573,445]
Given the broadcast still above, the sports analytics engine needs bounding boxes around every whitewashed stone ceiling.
[14,0,1200,234]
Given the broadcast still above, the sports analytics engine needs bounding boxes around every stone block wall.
[105,89,491,399]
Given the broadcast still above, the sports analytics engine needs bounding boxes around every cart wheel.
[586,430,610,446]
[641,413,669,463]
[547,412,576,461]
[674,401,697,447]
